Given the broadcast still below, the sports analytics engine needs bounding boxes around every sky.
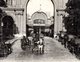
[27,0,54,17]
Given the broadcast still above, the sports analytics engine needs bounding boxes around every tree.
[0,0,7,7]
[63,0,80,35]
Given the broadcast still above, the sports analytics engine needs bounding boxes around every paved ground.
[0,37,79,62]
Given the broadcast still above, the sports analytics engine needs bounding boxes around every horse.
[37,37,44,54]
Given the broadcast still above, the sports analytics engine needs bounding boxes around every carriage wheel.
[21,38,27,51]
[21,45,26,51]
[32,49,34,53]
[8,48,13,54]
[40,48,42,54]
[42,48,44,54]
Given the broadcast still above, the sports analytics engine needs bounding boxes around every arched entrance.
[24,0,56,38]
[2,15,14,39]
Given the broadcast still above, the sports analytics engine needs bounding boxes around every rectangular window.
[5,0,12,6]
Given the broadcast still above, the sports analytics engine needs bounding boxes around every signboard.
[34,19,45,24]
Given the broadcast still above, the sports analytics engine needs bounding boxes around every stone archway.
[24,0,57,37]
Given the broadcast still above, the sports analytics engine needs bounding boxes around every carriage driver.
[37,33,44,46]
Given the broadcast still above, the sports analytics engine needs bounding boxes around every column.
[16,0,21,7]
[54,11,59,35]
[58,15,63,32]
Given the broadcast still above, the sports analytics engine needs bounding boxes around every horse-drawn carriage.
[21,33,45,54]
[32,35,44,54]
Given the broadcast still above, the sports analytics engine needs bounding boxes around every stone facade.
[3,0,68,35]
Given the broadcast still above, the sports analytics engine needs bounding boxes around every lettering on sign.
[34,19,45,24]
